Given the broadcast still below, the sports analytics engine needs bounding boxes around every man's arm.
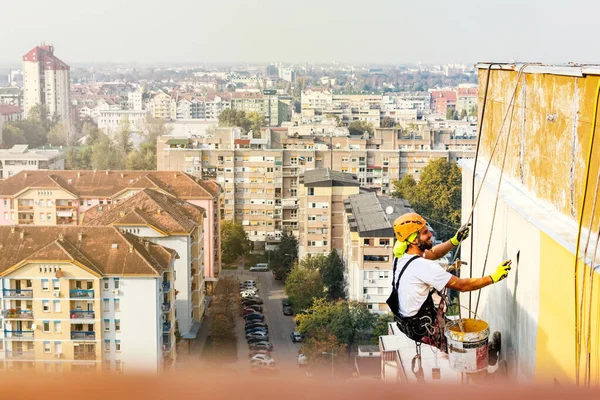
[445,275,493,292]
[424,240,455,260]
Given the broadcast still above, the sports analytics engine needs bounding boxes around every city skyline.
[0,0,598,65]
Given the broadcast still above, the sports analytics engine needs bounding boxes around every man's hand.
[450,223,471,246]
[490,260,512,283]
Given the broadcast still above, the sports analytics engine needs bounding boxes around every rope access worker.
[387,212,512,347]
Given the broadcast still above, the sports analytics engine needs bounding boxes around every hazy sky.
[0,0,598,66]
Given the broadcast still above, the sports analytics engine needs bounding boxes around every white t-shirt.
[393,254,452,317]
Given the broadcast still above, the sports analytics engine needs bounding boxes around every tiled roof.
[82,188,205,234]
[0,226,177,277]
[0,105,23,116]
[0,170,219,200]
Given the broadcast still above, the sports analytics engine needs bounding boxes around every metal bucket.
[444,318,489,373]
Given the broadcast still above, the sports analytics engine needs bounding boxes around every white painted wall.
[111,277,161,374]
[460,160,540,381]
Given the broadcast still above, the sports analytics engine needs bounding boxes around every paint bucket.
[444,318,489,373]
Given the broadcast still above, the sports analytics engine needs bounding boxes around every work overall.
[386,255,440,344]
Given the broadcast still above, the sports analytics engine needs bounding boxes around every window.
[104,340,110,352]
[103,279,109,291]
[115,340,121,352]
[114,278,120,289]
[43,321,50,332]
[114,299,120,312]
[54,321,61,333]
[115,320,121,332]
[53,300,60,313]
[104,319,110,332]
[42,300,50,312]
[86,281,93,290]
[79,200,84,206]
[363,288,368,294]
[55,342,62,355]
[308,188,314,196]
[52,279,60,291]
[41,279,49,291]
[44,341,51,353]
[103,299,109,312]
[47,213,52,220]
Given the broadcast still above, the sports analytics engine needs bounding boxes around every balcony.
[5,350,35,359]
[161,302,171,313]
[3,309,33,319]
[70,289,94,299]
[162,322,172,333]
[70,310,95,320]
[4,330,35,339]
[161,282,171,292]
[71,331,96,340]
[3,289,33,298]
[74,352,97,361]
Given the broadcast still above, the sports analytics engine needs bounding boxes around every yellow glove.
[450,223,471,246]
[490,260,512,283]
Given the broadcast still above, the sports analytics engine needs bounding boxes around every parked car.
[245,322,268,331]
[243,311,263,319]
[248,349,271,358]
[247,336,269,344]
[250,354,274,363]
[246,328,268,336]
[249,341,273,351]
[241,294,262,301]
[245,305,263,312]
[298,353,308,366]
[282,305,293,316]
[241,291,259,298]
[247,333,269,341]
[281,298,291,307]
[240,287,258,293]
[244,314,264,322]
[249,263,269,272]
[290,331,303,343]
[244,308,260,315]
[251,358,276,367]
[242,280,256,286]
[242,299,263,306]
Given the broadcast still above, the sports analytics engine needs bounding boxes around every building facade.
[0,145,64,179]
[0,226,177,373]
[297,169,360,259]
[22,45,71,125]
[0,171,221,293]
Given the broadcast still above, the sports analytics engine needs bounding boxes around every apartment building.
[82,188,206,338]
[297,169,360,259]
[0,87,21,106]
[429,90,457,114]
[149,92,173,120]
[0,226,177,373]
[0,170,221,293]
[231,92,288,126]
[0,145,64,179]
[301,90,381,126]
[97,110,149,135]
[342,193,413,312]
[22,45,71,125]
[456,87,478,114]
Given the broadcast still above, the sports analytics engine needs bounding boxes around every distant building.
[149,92,173,120]
[0,88,21,106]
[0,145,64,179]
[456,87,478,115]
[429,90,457,115]
[343,193,413,312]
[297,168,361,259]
[22,45,71,125]
[127,91,143,111]
[279,68,296,83]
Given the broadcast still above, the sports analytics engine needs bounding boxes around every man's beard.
[417,237,433,251]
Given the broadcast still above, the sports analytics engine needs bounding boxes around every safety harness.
[386,255,444,346]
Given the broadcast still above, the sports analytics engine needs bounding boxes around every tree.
[348,120,373,136]
[269,230,298,278]
[220,220,251,264]
[247,111,266,136]
[380,116,396,128]
[126,141,156,170]
[300,330,347,368]
[285,264,325,311]
[1,124,26,147]
[300,254,328,271]
[116,119,133,154]
[322,249,345,300]
[390,158,462,241]
[446,107,458,120]
[90,133,125,170]
[47,123,68,146]
[460,109,468,120]
[295,299,376,349]
[10,120,47,148]
[210,314,236,352]
[469,104,478,118]
[27,104,55,133]
[371,313,394,344]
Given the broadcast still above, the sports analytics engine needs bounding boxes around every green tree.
[323,249,345,300]
[210,314,236,353]
[285,264,325,311]
[446,107,458,120]
[90,133,125,170]
[246,111,265,136]
[295,299,376,349]
[126,142,156,170]
[460,109,468,120]
[391,174,417,200]
[10,120,47,147]
[380,116,396,128]
[371,313,394,344]
[300,254,328,271]
[47,123,68,146]
[348,120,374,136]
[469,104,478,118]
[1,124,26,147]
[116,119,133,154]
[220,220,251,264]
[269,230,298,278]
[390,158,461,241]
[27,104,55,133]
[300,330,347,368]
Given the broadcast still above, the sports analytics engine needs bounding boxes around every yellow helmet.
[393,213,426,242]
